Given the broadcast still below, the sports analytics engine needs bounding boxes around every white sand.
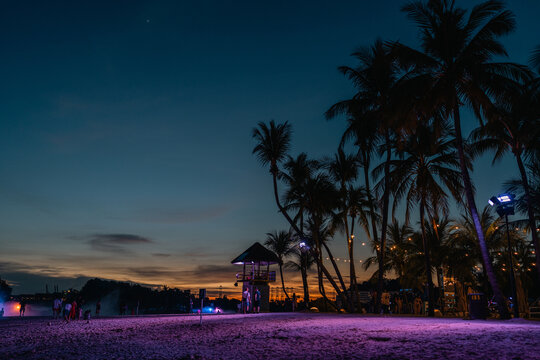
[1,313,539,359]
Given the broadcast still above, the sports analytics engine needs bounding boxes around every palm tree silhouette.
[470,79,540,281]
[252,121,345,304]
[387,122,462,316]
[326,39,403,312]
[324,149,365,306]
[265,230,294,301]
[393,0,531,318]
[286,246,316,308]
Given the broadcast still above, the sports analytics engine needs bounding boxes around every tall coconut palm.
[281,155,348,304]
[384,220,415,285]
[282,153,320,233]
[265,230,294,300]
[285,246,316,307]
[394,0,531,318]
[470,79,540,280]
[252,121,345,302]
[385,123,462,316]
[325,149,360,294]
[449,206,505,294]
[252,121,295,227]
[326,39,404,312]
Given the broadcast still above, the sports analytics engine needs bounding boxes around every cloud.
[87,233,153,253]
[125,264,238,285]
[151,253,171,257]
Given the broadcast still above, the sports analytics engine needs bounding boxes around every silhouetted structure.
[231,242,278,312]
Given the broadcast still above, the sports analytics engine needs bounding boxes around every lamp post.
[489,193,519,318]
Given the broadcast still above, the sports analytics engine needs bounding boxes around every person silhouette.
[254,288,261,313]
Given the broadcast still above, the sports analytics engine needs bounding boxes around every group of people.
[241,287,261,314]
[52,297,94,321]
[370,291,425,315]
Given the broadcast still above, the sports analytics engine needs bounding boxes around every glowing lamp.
[488,193,515,217]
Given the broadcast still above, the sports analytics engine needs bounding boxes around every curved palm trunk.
[341,185,357,312]
[270,170,344,300]
[350,217,361,312]
[420,199,434,317]
[278,262,290,300]
[453,108,510,319]
[301,260,310,306]
[322,240,347,293]
[312,218,342,310]
[437,267,444,313]
[515,153,540,282]
[314,254,337,311]
[377,132,392,313]
[362,149,379,246]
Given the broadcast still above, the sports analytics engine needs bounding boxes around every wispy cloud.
[86,233,153,253]
[126,264,238,284]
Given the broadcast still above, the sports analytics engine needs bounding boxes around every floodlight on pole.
[488,193,519,318]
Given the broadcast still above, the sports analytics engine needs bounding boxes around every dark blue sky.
[1,0,538,295]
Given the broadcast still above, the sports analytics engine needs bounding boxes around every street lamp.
[489,193,519,318]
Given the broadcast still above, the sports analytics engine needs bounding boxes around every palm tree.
[282,153,320,233]
[252,121,345,302]
[326,39,403,312]
[385,220,415,285]
[424,216,452,309]
[285,246,316,307]
[281,154,349,305]
[324,149,362,299]
[386,122,463,316]
[394,0,531,318]
[252,121,296,227]
[265,230,294,300]
[470,79,540,280]
[449,207,505,294]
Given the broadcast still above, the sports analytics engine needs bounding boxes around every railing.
[236,271,276,282]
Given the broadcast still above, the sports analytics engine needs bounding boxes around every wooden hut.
[231,242,279,312]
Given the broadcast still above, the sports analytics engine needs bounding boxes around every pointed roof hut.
[231,242,278,313]
[231,242,280,265]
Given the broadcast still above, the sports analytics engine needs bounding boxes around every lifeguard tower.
[231,242,279,312]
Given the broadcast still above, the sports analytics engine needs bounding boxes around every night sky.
[1,1,538,295]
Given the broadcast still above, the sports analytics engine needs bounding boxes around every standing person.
[414,295,423,315]
[19,300,26,317]
[292,293,297,312]
[381,291,391,314]
[95,301,101,317]
[395,295,403,315]
[69,300,77,320]
[64,301,72,322]
[253,288,261,314]
[189,297,193,314]
[53,297,62,319]
[242,287,251,314]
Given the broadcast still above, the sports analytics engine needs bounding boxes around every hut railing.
[236,270,276,282]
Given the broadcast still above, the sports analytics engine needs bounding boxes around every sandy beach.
[1,313,539,359]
